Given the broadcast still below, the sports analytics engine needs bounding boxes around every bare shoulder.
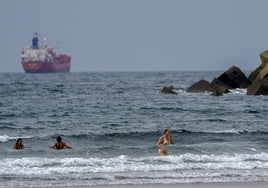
[157,135,164,143]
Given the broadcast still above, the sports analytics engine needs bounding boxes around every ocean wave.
[0,124,43,131]
[2,128,266,143]
[229,88,247,95]
[0,124,17,130]
[0,134,39,142]
[0,113,16,118]
[174,129,268,135]
[0,134,16,142]
[189,129,268,134]
[46,129,268,141]
[1,153,268,182]
[139,106,185,112]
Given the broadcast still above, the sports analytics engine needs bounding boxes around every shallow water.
[0,72,268,187]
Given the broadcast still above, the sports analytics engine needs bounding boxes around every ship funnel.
[32,33,39,49]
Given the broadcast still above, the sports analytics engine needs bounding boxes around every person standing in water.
[157,129,174,156]
[13,138,24,150]
[51,136,73,149]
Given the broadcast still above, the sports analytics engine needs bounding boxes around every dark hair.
[164,129,169,134]
[57,136,62,142]
[16,138,22,145]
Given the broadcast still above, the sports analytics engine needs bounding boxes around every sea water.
[0,72,268,187]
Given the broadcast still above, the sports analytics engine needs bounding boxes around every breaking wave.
[1,153,268,186]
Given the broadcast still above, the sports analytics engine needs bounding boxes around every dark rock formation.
[217,66,250,89]
[186,79,214,93]
[165,50,268,96]
[186,79,229,96]
[187,66,248,96]
[210,78,230,95]
[161,85,177,94]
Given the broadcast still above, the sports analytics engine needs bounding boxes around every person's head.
[57,136,62,142]
[16,138,23,145]
[164,129,170,135]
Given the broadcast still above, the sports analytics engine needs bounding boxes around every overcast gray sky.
[1,0,268,72]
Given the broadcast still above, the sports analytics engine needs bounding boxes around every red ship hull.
[21,55,71,73]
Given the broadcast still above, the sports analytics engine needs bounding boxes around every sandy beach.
[90,182,268,188]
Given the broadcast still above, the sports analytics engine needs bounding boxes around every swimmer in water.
[13,138,24,150]
[51,136,73,149]
[157,129,174,156]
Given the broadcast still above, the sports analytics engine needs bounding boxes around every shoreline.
[5,182,268,188]
[89,182,268,188]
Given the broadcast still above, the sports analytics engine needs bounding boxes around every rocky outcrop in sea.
[162,50,268,96]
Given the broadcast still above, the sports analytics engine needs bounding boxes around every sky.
[1,0,268,72]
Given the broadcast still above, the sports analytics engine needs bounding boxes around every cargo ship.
[21,33,71,73]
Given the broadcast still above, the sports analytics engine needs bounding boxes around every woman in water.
[157,129,174,156]
[13,138,24,150]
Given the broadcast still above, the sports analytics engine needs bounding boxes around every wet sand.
[89,182,268,188]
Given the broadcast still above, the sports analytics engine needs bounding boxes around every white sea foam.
[0,134,16,142]
[1,153,268,186]
[196,129,264,134]
[202,129,243,134]
[0,134,35,142]
[1,153,268,175]
[229,88,247,95]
